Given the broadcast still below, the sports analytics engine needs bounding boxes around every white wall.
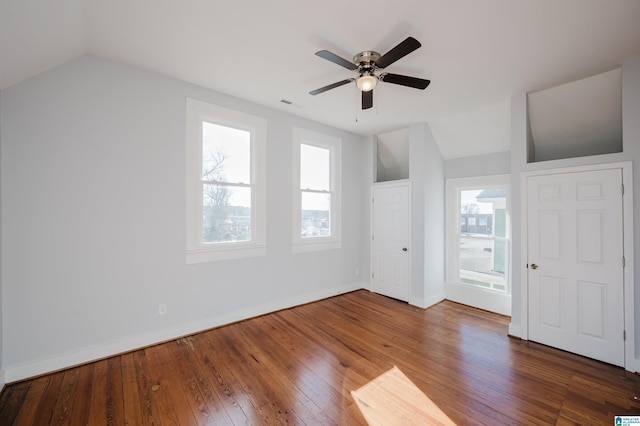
[509,57,640,369]
[444,151,511,180]
[0,55,369,381]
[409,123,445,307]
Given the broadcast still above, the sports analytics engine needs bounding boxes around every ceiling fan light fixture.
[356,75,377,92]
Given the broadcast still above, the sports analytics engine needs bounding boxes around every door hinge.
[372,197,374,204]
[622,184,625,196]
[623,256,626,268]
[371,272,374,279]
[624,330,626,341]
[372,235,375,241]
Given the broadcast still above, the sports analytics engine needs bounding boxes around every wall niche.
[527,68,622,163]
[375,128,410,182]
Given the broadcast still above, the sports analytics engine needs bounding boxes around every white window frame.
[292,127,342,253]
[185,98,267,264]
[445,174,511,315]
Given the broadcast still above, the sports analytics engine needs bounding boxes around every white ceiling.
[1,0,639,159]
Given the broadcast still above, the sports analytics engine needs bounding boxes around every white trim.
[410,291,445,309]
[292,127,342,252]
[3,282,366,384]
[445,174,511,315]
[519,161,636,371]
[185,98,267,264]
[508,323,522,338]
[445,283,512,316]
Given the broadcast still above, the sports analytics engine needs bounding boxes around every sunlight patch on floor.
[351,366,457,425]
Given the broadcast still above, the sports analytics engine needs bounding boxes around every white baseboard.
[410,291,445,309]
[508,323,521,338]
[0,369,6,393]
[627,357,640,374]
[444,283,511,316]
[4,282,365,384]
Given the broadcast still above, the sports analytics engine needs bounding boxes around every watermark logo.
[616,415,640,425]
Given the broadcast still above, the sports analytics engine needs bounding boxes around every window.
[446,175,510,293]
[186,98,266,263]
[292,127,341,252]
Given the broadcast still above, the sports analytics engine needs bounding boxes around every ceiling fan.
[309,36,431,110]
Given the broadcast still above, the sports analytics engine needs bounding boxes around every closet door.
[527,168,624,366]
[371,184,410,302]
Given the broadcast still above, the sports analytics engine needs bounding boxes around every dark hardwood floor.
[1,290,639,425]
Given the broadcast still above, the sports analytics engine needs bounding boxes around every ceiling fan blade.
[380,73,431,90]
[375,37,421,69]
[315,50,358,70]
[362,90,373,110]
[309,79,354,95]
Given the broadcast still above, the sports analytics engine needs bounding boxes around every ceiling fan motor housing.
[353,51,380,76]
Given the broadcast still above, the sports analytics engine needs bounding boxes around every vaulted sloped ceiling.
[1,0,639,159]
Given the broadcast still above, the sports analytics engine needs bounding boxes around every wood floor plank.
[12,376,52,426]
[87,359,108,424]
[165,338,226,425]
[204,323,305,424]
[132,348,164,425]
[262,313,368,424]
[68,362,94,424]
[1,290,639,425]
[144,343,197,425]
[0,381,30,424]
[239,318,334,424]
[50,367,80,424]
[106,356,125,425]
[182,333,251,424]
[121,352,144,426]
[171,337,235,425]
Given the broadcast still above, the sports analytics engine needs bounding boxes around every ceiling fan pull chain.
[356,86,362,122]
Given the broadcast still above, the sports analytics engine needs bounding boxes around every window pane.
[202,122,250,183]
[459,237,506,291]
[459,186,508,292]
[301,192,330,238]
[300,143,330,190]
[203,184,251,243]
[460,188,507,236]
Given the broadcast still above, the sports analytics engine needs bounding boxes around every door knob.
[530,263,538,269]
[402,247,408,251]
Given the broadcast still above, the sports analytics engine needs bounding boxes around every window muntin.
[186,98,266,263]
[292,128,341,252]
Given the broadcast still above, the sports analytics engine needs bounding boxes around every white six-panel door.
[527,168,624,366]
[371,184,410,302]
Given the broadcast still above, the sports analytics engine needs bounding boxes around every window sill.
[186,243,266,264]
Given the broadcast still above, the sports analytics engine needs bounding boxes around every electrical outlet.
[158,304,167,315]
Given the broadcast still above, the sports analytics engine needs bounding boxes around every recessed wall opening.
[527,68,623,163]
[375,128,410,182]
